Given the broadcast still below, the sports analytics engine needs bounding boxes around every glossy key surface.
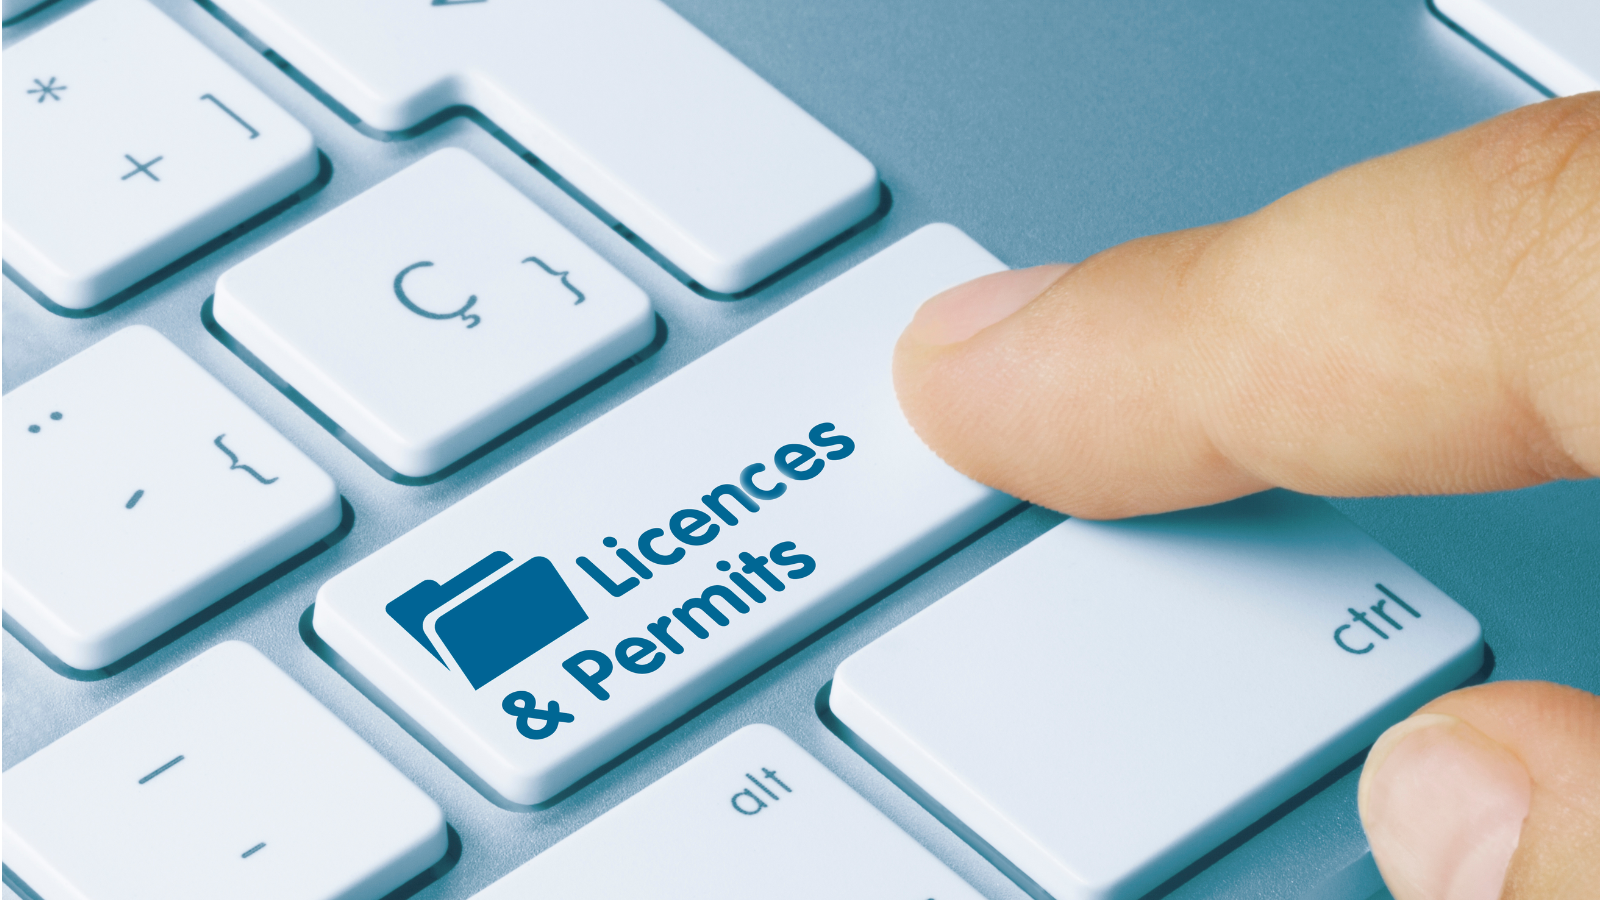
[1,0,317,309]
[207,0,879,294]
[471,724,982,900]
[215,148,655,478]
[312,224,1015,806]
[832,492,1484,900]
[2,326,341,670]
[1434,0,1599,95]
[1,641,447,900]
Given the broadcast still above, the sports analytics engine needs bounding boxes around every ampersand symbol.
[502,690,575,740]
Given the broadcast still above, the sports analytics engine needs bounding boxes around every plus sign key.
[2,0,317,310]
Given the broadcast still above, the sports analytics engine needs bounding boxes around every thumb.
[893,94,1600,519]
[1357,681,1600,900]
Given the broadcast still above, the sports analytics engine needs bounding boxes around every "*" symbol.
[28,77,66,102]
[502,691,574,739]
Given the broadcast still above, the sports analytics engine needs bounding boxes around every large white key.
[1,642,448,900]
[2,326,341,670]
[2,0,318,310]
[472,724,981,900]
[206,0,879,294]
[831,492,1485,900]
[215,149,655,478]
[313,224,1014,805]
[1434,0,1599,95]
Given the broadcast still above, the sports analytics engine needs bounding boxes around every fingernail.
[1359,713,1531,900]
[902,264,1073,346]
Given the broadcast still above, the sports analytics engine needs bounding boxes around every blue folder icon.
[386,552,588,690]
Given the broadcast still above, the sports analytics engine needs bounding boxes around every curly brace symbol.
[394,261,481,328]
[523,256,585,304]
[214,435,279,484]
[502,691,575,739]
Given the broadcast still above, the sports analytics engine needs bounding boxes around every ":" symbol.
[121,154,164,182]
[214,435,279,484]
[28,77,66,102]
[200,94,259,139]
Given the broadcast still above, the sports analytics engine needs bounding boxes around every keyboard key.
[470,724,981,900]
[1434,0,1599,95]
[206,0,878,294]
[1,641,447,900]
[1,0,318,310]
[831,492,1485,900]
[313,224,1015,805]
[2,0,50,22]
[2,326,340,670]
[215,149,655,478]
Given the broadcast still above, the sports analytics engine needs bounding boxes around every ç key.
[311,224,1016,806]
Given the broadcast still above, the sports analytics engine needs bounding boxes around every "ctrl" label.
[1334,584,1423,654]
[730,766,793,815]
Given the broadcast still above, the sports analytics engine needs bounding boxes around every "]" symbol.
[200,94,260,139]
[214,435,279,484]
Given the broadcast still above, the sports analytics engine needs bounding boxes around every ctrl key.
[832,491,1485,900]
[1,642,447,900]
[472,724,981,900]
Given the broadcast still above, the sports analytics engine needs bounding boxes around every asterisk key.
[28,77,67,103]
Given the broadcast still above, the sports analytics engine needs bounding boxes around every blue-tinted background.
[3,1,1593,898]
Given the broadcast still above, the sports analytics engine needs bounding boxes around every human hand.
[893,93,1600,899]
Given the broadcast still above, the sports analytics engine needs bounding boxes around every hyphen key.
[832,491,1485,900]
[313,225,1016,806]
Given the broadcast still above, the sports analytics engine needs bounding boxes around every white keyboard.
[4,2,1522,899]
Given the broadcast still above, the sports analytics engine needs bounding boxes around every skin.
[894,93,1600,899]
